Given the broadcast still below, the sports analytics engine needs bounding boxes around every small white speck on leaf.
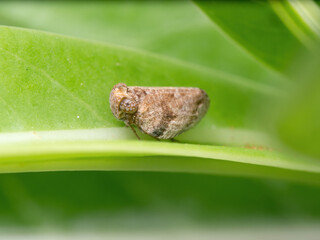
[77,116,80,119]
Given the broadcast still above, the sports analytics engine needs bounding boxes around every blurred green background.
[0,1,320,237]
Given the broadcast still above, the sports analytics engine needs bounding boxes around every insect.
[109,83,210,140]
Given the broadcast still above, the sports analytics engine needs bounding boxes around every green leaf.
[1,2,320,234]
[0,26,320,185]
[194,0,319,72]
[274,52,320,160]
[0,26,278,132]
[0,1,286,88]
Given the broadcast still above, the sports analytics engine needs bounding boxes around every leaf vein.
[0,95,28,126]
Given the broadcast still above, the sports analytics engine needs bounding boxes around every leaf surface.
[194,0,320,72]
[0,1,286,87]
[0,26,319,185]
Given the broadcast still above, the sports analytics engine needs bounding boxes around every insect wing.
[135,88,209,139]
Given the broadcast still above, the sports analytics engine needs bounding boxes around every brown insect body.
[109,83,210,139]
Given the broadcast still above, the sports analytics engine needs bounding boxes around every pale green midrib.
[0,140,320,174]
[0,126,272,147]
[0,25,285,97]
[0,124,318,177]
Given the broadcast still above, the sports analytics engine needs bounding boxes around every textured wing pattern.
[133,87,209,139]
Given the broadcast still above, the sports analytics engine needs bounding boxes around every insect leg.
[127,123,140,140]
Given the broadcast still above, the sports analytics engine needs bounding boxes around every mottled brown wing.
[134,87,209,139]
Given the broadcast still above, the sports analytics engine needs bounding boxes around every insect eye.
[119,98,137,114]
